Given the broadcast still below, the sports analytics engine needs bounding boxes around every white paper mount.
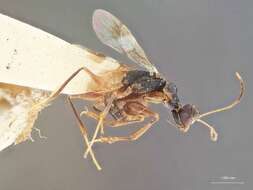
[0,13,119,95]
[0,13,119,153]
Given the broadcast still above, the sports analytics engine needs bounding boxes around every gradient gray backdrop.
[0,0,252,190]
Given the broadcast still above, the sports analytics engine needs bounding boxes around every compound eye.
[167,83,178,94]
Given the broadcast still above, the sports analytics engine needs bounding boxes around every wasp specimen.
[37,9,245,170]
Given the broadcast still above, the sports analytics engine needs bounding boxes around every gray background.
[0,0,252,189]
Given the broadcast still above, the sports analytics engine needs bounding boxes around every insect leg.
[106,115,145,128]
[67,96,102,170]
[94,106,160,144]
[79,100,106,121]
[73,98,107,134]
[80,108,145,129]
[31,67,104,114]
[80,107,100,120]
[84,93,116,158]
[22,67,103,146]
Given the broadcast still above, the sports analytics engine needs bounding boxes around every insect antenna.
[193,72,245,141]
[198,72,245,119]
[196,119,218,141]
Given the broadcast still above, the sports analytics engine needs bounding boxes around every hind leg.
[67,96,102,170]
[21,67,104,147]
[80,108,144,128]
[32,66,105,114]
[84,93,116,157]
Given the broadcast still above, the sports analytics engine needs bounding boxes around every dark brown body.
[90,69,173,114]
[107,70,176,120]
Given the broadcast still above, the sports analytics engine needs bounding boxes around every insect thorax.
[122,70,166,94]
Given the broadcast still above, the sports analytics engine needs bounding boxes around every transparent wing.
[92,9,159,73]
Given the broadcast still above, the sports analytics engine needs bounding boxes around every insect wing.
[92,9,124,53]
[92,9,159,74]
